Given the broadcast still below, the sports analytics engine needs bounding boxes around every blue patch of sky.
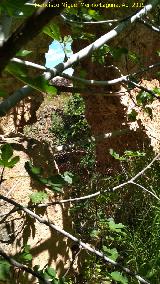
[45,40,74,75]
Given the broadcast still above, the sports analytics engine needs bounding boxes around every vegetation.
[0,1,160,284]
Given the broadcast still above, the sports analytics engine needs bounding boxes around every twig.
[130,181,160,201]
[0,249,51,284]
[5,180,21,198]
[138,18,160,33]
[0,194,150,284]
[0,166,5,185]
[128,80,160,100]
[60,13,120,25]
[130,154,160,182]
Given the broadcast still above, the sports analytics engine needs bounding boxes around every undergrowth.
[50,94,160,283]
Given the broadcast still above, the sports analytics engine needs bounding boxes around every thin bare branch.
[130,153,160,182]
[60,13,120,25]
[130,181,160,201]
[138,18,160,32]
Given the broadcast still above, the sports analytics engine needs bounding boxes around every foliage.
[0,0,33,17]
[6,62,57,95]
[17,244,32,263]
[68,150,160,283]
[34,265,65,284]
[25,161,77,193]
[50,94,90,145]
[0,144,19,168]
[30,191,48,204]
[50,94,96,171]
[0,258,11,281]
[110,272,128,284]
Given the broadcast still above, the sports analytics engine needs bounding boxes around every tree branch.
[130,181,160,201]
[60,13,120,25]
[128,79,160,100]
[138,18,160,32]
[11,57,160,88]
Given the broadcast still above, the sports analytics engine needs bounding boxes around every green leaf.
[25,162,64,192]
[0,144,19,168]
[0,258,11,281]
[0,0,28,16]
[46,175,65,192]
[156,50,160,56]
[29,165,43,176]
[1,144,13,162]
[107,218,125,234]
[109,149,126,161]
[63,172,74,184]
[0,160,4,166]
[27,75,57,95]
[43,267,59,283]
[128,109,138,122]
[6,61,28,77]
[128,51,140,63]
[90,229,100,239]
[25,161,43,179]
[136,91,154,106]
[18,245,33,262]
[43,23,62,41]
[153,87,160,95]
[6,156,20,168]
[16,49,32,57]
[110,271,128,284]
[110,47,128,60]
[124,150,145,158]
[102,246,119,261]
[6,63,57,95]
[58,278,66,284]
[144,107,153,119]
[30,191,48,204]
[109,149,120,160]
[45,267,57,278]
